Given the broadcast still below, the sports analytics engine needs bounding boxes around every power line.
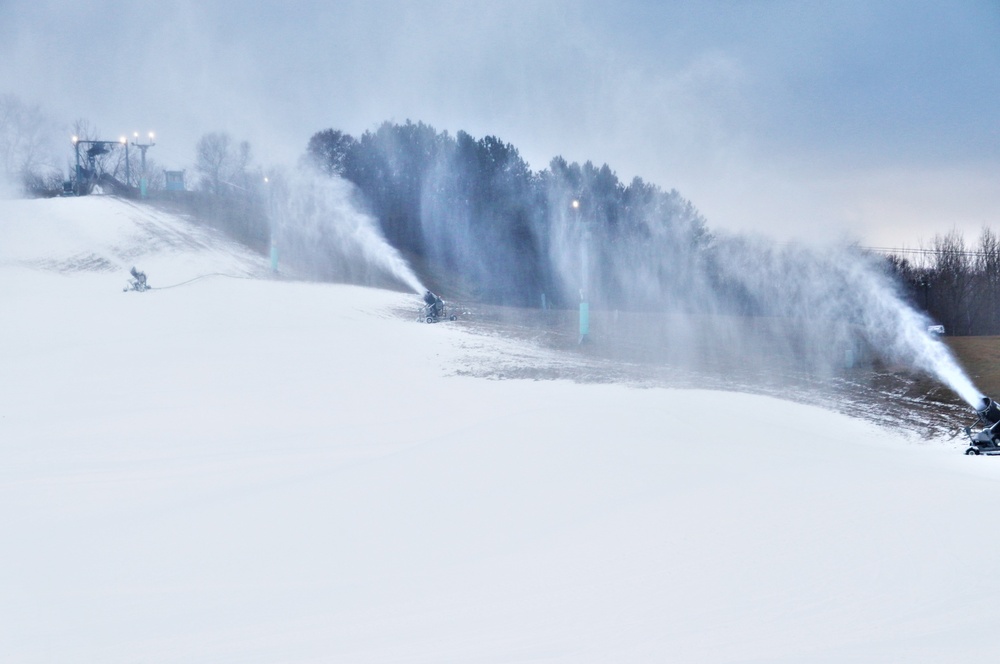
[861,246,995,259]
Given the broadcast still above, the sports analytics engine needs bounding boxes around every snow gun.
[964,396,1000,455]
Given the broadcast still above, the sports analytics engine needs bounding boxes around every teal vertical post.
[73,139,81,195]
[140,177,147,199]
[270,240,279,273]
[572,197,591,344]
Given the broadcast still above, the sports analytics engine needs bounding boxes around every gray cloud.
[1,0,996,244]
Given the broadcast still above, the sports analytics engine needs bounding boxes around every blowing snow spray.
[268,167,425,294]
[906,325,998,455]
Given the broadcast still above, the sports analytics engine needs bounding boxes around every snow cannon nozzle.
[976,396,1000,427]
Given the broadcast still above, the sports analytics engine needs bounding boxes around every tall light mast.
[131,131,155,198]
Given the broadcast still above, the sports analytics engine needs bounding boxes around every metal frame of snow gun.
[419,298,457,324]
[964,397,1000,455]
[123,266,150,292]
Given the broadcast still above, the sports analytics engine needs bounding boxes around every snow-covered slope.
[0,196,267,281]
[3,196,1000,663]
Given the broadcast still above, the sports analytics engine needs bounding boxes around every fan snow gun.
[420,290,457,324]
[964,397,1000,455]
[124,266,151,292]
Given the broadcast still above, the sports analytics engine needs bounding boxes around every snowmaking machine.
[964,397,1000,455]
[420,290,457,324]
[123,266,150,292]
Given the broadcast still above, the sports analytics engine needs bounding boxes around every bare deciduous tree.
[195,131,254,196]
[888,227,1000,336]
[0,93,59,193]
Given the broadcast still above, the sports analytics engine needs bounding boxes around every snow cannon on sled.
[963,396,1000,455]
[123,266,151,292]
[420,290,457,324]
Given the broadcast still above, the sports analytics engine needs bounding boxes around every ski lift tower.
[71,136,129,195]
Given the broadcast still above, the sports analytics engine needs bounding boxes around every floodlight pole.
[131,132,155,198]
[121,137,130,189]
[72,136,81,195]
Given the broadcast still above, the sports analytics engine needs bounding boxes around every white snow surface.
[3,196,1000,663]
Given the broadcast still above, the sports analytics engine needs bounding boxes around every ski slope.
[3,196,1000,663]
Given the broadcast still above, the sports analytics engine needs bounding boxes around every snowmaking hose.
[125,272,257,291]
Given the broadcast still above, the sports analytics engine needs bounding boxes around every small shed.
[164,170,186,191]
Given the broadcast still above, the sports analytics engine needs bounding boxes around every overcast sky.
[2,0,997,246]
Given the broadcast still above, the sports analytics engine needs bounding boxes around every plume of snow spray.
[408,141,981,405]
[872,286,982,407]
[707,236,984,406]
[269,168,425,294]
[552,199,983,404]
[412,147,981,405]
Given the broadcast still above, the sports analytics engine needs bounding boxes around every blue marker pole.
[574,199,590,344]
